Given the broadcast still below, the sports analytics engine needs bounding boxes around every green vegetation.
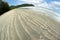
[0,1,10,15]
[10,4,34,9]
[0,0,34,15]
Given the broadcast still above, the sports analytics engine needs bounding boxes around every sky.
[3,0,60,13]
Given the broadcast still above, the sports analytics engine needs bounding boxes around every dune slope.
[0,8,60,40]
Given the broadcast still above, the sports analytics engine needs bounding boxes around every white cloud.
[49,1,60,9]
[17,0,51,9]
[17,0,44,5]
[20,0,43,3]
[51,1,60,6]
[17,0,60,10]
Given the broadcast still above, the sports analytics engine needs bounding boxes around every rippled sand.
[0,8,60,40]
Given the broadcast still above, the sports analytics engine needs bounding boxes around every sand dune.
[0,7,60,40]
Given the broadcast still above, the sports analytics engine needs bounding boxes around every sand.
[0,7,60,40]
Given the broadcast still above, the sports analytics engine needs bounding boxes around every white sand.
[0,7,60,40]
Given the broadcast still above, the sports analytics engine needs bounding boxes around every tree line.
[0,0,34,15]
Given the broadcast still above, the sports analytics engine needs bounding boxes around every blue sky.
[3,0,60,6]
[45,0,60,3]
[3,0,60,13]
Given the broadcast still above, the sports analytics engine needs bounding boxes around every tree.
[0,1,10,15]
